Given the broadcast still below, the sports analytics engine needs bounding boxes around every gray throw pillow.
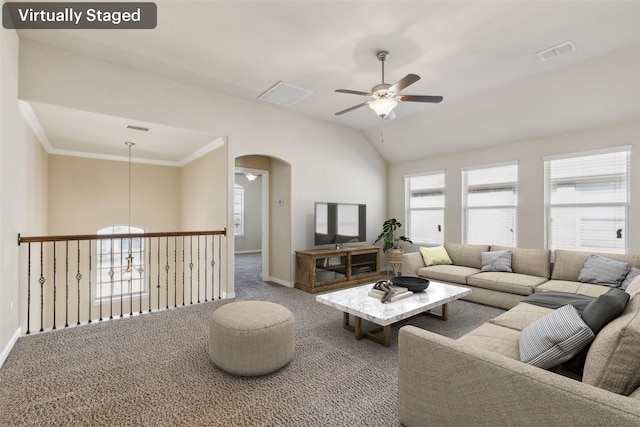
[578,255,630,287]
[481,250,512,273]
[519,304,595,369]
[621,267,640,290]
[563,288,630,375]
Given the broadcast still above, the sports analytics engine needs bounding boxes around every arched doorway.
[234,155,291,289]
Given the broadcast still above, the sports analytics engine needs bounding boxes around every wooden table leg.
[424,303,448,321]
[382,325,391,347]
[355,316,364,340]
[343,312,353,331]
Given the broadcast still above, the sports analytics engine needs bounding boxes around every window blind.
[405,172,445,245]
[544,147,630,253]
[462,162,518,246]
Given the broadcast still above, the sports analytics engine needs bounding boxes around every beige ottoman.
[209,301,295,376]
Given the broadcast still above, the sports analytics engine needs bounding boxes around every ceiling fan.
[335,51,443,119]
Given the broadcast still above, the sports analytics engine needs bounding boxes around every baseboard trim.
[0,328,21,368]
[267,277,293,288]
[234,250,261,254]
[221,291,236,299]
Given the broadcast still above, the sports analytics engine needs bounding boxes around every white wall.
[19,40,388,286]
[1,28,48,365]
[388,121,640,252]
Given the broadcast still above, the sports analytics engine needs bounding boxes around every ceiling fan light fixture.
[369,98,397,118]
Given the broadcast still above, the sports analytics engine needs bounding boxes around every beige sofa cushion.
[488,302,552,331]
[467,272,548,296]
[417,265,479,285]
[551,250,640,282]
[491,245,552,278]
[457,322,521,360]
[536,280,612,297]
[444,242,489,269]
[582,295,640,395]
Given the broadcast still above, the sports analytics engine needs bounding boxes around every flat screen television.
[314,202,366,246]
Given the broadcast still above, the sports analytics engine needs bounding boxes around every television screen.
[314,202,366,246]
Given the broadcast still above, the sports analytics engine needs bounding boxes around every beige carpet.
[0,254,504,426]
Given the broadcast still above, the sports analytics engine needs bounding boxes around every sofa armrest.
[398,325,640,426]
[401,252,424,276]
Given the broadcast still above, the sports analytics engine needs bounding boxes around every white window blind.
[462,163,518,246]
[405,172,445,245]
[544,147,630,253]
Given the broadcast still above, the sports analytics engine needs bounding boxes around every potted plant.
[373,218,413,264]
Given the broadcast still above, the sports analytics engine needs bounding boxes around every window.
[462,163,518,246]
[405,172,445,245]
[96,225,145,300]
[233,184,244,236]
[544,147,630,253]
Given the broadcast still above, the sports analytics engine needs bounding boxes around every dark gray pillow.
[481,250,512,273]
[582,287,630,333]
[578,255,630,287]
[621,267,640,290]
[519,304,595,369]
[563,288,630,375]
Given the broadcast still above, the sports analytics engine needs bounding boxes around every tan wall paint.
[1,27,49,362]
[388,121,640,252]
[48,155,180,235]
[180,144,228,295]
[180,145,227,231]
[269,159,292,282]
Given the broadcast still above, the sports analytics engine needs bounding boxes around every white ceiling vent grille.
[258,81,313,107]
[127,125,149,132]
[536,40,576,61]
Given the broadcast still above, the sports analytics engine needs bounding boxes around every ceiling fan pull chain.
[380,120,385,144]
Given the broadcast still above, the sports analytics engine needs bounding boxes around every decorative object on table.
[369,279,413,303]
[390,276,430,292]
[373,218,412,275]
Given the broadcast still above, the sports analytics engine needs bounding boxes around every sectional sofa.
[401,242,640,309]
[398,243,640,425]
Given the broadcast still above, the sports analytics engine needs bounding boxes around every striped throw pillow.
[519,304,595,369]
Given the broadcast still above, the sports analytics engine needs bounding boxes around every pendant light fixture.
[122,141,135,282]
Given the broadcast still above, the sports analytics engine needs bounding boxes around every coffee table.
[315,280,471,347]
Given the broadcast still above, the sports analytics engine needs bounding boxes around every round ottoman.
[209,301,295,376]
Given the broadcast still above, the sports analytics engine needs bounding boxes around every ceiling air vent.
[536,40,576,61]
[258,81,313,107]
[127,125,149,132]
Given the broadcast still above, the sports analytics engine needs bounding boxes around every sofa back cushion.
[551,250,640,282]
[444,243,489,269]
[491,245,551,278]
[582,293,640,395]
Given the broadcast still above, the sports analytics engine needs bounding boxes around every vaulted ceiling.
[15,0,640,164]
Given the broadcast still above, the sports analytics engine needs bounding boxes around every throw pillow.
[577,254,630,287]
[419,246,453,267]
[519,304,595,369]
[563,288,630,375]
[621,267,640,290]
[480,250,512,273]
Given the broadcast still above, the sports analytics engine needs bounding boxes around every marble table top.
[315,281,471,326]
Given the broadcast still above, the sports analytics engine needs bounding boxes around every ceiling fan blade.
[398,95,443,103]
[389,74,420,93]
[335,89,372,96]
[335,102,369,116]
